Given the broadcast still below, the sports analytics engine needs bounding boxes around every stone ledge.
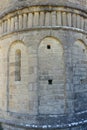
[0,26,87,40]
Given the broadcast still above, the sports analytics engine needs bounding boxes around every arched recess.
[9,41,29,113]
[38,37,66,114]
[0,47,4,110]
[72,40,87,112]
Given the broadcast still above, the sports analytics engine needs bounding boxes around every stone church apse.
[0,0,86,130]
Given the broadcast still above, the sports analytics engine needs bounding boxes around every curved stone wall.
[0,0,87,14]
[0,2,87,130]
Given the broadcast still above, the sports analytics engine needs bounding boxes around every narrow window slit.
[15,49,21,81]
[83,49,85,52]
[48,79,53,85]
[47,45,51,49]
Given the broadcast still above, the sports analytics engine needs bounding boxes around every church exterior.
[0,0,87,130]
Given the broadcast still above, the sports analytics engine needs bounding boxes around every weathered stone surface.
[0,0,87,130]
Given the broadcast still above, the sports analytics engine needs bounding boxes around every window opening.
[48,79,53,85]
[47,45,51,49]
[15,49,21,81]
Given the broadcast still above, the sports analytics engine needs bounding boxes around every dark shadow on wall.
[0,123,3,130]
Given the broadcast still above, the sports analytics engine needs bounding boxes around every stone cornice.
[0,26,87,40]
[0,6,86,37]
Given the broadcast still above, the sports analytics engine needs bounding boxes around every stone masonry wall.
[0,0,87,14]
[0,2,87,130]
